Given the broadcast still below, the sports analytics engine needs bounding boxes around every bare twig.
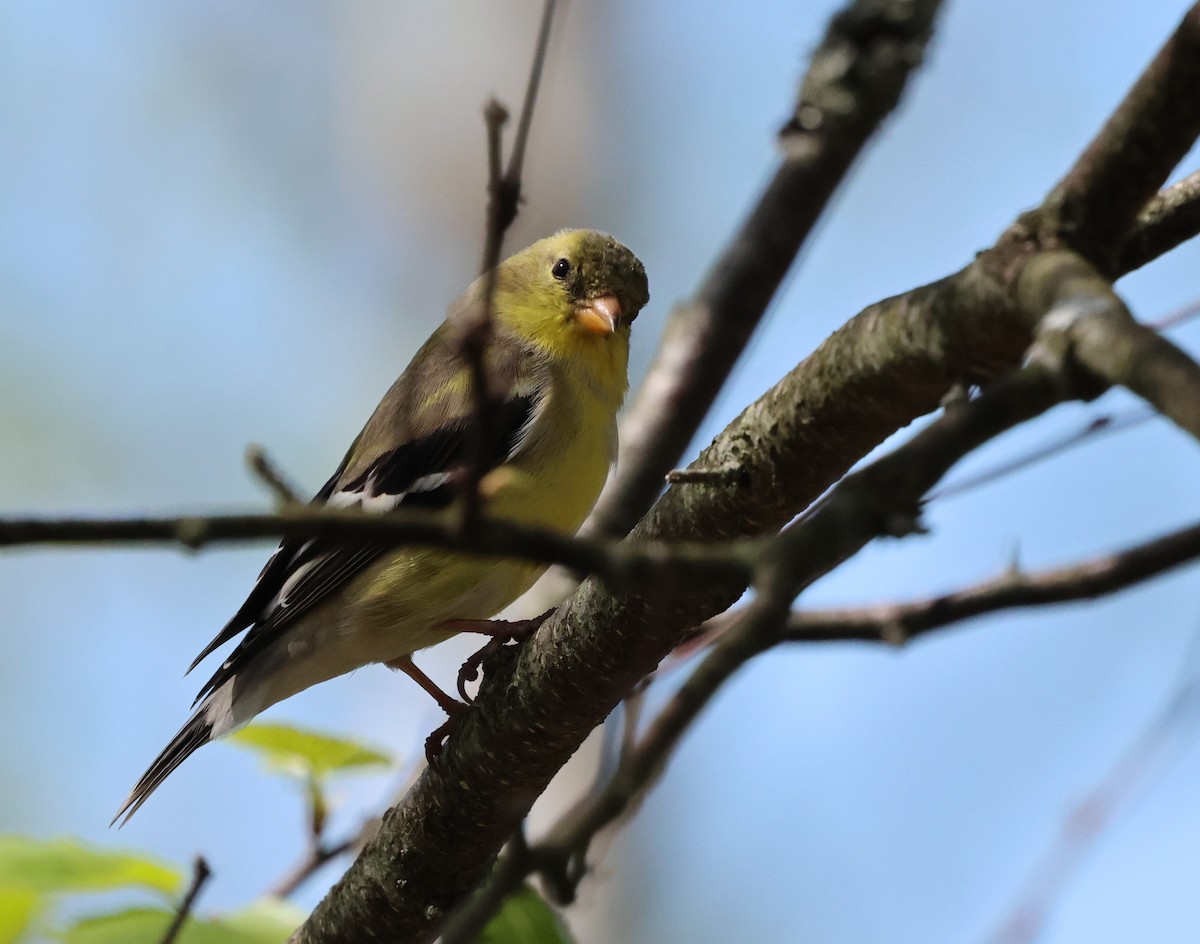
[778,516,1200,645]
[929,409,1153,501]
[269,837,356,901]
[664,467,746,486]
[158,856,211,944]
[460,0,558,535]
[0,505,760,591]
[245,444,301,505]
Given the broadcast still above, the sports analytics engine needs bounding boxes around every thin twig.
[158,856,211,944]
[504,0,555,197]
[460,100,511,535]
[460,0,558,536]
[245,444,301,505]
[664,467,746,486]
[0,506,761,591]
[777,515,1200,645]
[269,837,356,901]
[929,409,1153,501]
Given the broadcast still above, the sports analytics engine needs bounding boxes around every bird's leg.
[386,654,465,768]
[447,608,556,702]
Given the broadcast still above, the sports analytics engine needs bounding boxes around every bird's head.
[485,230,649,394]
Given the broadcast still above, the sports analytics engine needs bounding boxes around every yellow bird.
[116,230,649,822]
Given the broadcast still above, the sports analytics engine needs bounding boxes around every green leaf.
[62,900,302,944]
[477,885,574,944]
[0,837,180,897]
[0,890,40,944]
[219,899,305,942]
[60,908,172,944]
[228,723,392,780]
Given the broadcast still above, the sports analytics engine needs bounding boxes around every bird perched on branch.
[115,229,649,823]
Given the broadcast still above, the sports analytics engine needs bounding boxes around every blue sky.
[3,2,1199,941]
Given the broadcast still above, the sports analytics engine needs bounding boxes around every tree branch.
[244,444,301,506]
[0,506,761,593]
[1118,168,1200,274]
[461,0,557,535]
[776,516,1200,645]
[1041,3,1200,274]
[158,856,211,944]
[583,0,947,542]
[1018,250,1200,442]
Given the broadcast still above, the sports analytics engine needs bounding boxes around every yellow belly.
[344,382,616,659]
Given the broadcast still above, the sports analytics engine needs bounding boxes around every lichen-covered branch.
[1119,169,1200,274]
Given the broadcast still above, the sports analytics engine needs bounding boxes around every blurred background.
[3,1,1200,941]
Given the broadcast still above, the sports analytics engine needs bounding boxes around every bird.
[114,229,649,823]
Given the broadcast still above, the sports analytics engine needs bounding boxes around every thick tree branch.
[450,358,1121,924]
[458,511,1200,926]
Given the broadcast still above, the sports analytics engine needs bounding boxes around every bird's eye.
[551,258,571,280]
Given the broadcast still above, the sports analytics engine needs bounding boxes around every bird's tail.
[111,709,214,826]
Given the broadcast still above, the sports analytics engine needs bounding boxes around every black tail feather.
[112,711,214,826]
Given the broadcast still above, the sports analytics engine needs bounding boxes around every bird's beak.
[575,295,622,336]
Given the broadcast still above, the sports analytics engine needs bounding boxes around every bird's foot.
[385,654,467,770]
[450,608,555,702]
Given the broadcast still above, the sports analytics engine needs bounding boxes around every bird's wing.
[190,333,544,702]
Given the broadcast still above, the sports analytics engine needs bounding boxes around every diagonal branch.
[1118,168,1200,274]
[1041,3,1200,274]
[777,515,1200,645]
[158,856,212,944]
[583,0,947,542]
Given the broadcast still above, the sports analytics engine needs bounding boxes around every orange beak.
[575,295,622,336]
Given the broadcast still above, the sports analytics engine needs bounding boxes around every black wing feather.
[189,393,538,699]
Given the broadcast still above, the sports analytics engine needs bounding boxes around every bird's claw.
[424,700,467,771]
[453,609,554,702]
